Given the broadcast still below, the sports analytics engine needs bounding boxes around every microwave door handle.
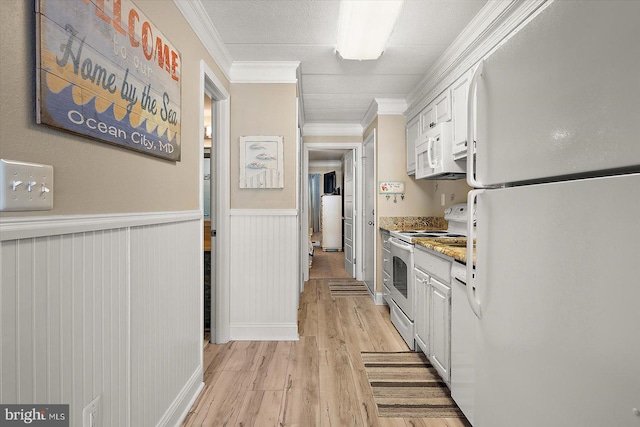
[427,137,435,169]
[466,189,483,319]
[467,60,484,188]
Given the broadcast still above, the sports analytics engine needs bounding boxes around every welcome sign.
[36,0,181,161]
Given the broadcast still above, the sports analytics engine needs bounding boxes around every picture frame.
[239,136,284,188]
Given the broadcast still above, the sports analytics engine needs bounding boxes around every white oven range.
[385,204,472,349]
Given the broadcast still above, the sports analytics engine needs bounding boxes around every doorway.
[200,61,230,345]
[301,143,363,287]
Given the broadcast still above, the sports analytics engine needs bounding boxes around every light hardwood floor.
[182,279,471,427]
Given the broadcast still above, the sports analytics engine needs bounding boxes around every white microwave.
[415,121,466,180]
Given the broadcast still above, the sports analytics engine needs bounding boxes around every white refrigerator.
[463,2,640,426]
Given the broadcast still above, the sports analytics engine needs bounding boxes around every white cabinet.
[406,115,420,175]
[451,70,472,159]
[420,90,451,133]
[414,247,452,385]
[414,268,429,354]
[429,276,451,383]
[434,90,452,124]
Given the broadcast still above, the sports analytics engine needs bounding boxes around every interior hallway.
[182,256,471,426]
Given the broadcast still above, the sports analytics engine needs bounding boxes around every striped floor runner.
[361,351,465,418]
[328,281,370,297]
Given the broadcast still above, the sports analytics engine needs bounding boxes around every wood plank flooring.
[182,279,471,427]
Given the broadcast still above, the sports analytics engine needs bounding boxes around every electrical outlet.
[83,395,101,427]
[440,193,446,206]
[0,159,53,211]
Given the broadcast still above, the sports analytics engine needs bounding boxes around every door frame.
[199,60,230,344]
[362,130,377,296]
[301,142,363,288]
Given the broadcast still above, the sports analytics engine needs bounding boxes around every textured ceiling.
[200,0,486,125]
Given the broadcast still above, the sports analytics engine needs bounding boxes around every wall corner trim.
[230,61,301,84]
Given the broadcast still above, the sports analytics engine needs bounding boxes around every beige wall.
[230,83,298,210]
[371,114,471,292]
[0,0,229,217]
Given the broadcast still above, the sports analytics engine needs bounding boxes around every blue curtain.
[309,174,321,232]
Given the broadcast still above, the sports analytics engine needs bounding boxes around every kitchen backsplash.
[379,216,448,231]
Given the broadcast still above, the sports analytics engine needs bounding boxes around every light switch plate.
[0,159,54,211]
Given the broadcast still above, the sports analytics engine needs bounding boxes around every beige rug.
[328,281,370,297]
[361,351,465,418]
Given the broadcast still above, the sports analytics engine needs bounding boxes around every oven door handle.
[390,238,412,250]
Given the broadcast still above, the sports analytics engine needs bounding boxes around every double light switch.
[0,159,54,211]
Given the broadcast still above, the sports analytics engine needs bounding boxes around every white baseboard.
[230,324,299,341]
[375,292,388,306]
[160,366,204,427]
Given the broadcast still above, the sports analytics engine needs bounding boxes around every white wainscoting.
[0,211,202,427]
[229,210,299,341]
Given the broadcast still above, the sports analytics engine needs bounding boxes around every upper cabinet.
[406,115,420,175]
[420,89,451,134]
[451,69,472,160]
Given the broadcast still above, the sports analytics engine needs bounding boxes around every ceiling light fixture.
[336,0,404,61]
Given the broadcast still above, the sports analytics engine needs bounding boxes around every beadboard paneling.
[0,213,202,427]
[129,219,202,427]
[229,211,299,340]
[1,229,129,427]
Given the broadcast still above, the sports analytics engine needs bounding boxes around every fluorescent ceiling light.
[336,0,404,61]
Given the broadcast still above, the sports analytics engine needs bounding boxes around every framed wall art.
[239,136,284,189]
[36,0,182,161]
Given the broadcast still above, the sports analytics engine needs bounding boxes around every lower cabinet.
[414,247,452,385]
[429,276,451,383]
[414,268,429,354]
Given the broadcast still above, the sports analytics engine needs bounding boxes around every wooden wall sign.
[36,0,182,161]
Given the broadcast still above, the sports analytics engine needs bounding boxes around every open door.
[343,150,355,276]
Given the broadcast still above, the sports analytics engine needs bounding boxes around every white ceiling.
[199,0,486,126]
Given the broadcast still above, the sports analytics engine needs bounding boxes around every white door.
[363,131,376,294]
[343,150,355,276]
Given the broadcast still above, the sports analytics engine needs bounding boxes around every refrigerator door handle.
[466,60,484,188]
[467,190,483,319]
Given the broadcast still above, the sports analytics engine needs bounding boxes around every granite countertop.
[414,237,476,265]
[379,216,448,232]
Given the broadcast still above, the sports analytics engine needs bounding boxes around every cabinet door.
[451,70,471,159]
[414,268,430,355]
[434,89,451,124]
[406,116,420,175]
[420,104,435,134]
[429,276,451,384]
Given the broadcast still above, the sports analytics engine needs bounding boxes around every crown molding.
[406,0,549,121]
[302,123,364,137]
[376,98,408,115]
[361,97,407,130]
[230,61,300,84]
[172,0,233,81]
